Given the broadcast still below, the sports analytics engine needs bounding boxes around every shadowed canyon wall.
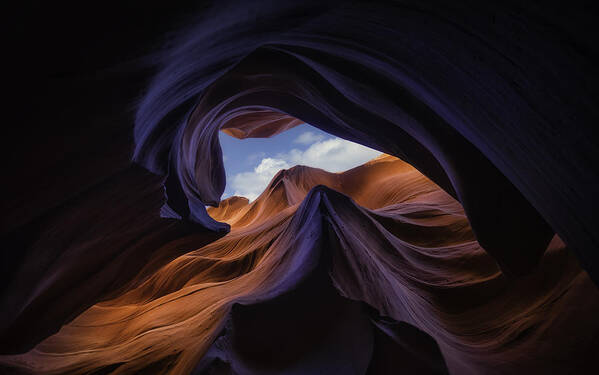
[3,156,598,374]
[2,1,599,374]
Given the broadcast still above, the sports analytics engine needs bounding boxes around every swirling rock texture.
[2,0,599,374]
[3,156,597,374]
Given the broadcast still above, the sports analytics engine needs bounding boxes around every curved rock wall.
[2,157,597,374]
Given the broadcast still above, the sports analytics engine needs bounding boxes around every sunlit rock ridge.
[3,156,597,374]
[2,1,598,374]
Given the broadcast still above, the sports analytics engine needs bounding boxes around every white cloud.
[229,137,381,201]
[294,131,325,145]
[282,138,381,172]
[231,157,290,201]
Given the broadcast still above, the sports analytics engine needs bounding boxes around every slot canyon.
[2,1,598,374]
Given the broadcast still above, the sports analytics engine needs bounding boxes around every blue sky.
[219,123,382,201]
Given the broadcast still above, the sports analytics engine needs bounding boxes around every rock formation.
[2,1,599,374]
[2,156,597,374]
